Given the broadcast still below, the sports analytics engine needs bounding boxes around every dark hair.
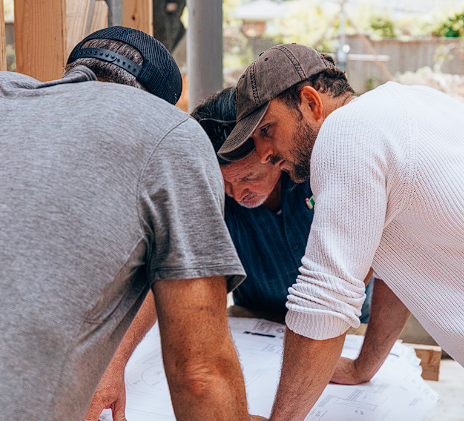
[191,87,236,122]
[191,87,236,165]
[64,39,144,90]
[278,54,355,116]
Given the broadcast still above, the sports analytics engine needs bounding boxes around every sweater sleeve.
[286,96,411,340]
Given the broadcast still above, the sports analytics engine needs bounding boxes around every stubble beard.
[238,193,267,208]
[287,120,319,183]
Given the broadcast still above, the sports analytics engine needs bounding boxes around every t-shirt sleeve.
[286,100,412,340]
[139,116,245,292]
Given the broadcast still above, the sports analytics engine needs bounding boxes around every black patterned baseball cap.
[67,26,182,105]
[218,44,334,161]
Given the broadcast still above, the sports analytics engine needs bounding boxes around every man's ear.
[299,86,323,122]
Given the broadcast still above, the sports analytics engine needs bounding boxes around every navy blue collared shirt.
[225,173,373,320]
[225,173,314,313]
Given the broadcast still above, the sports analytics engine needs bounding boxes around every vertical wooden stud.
[1,0,7,71]
[65,0,91,57]
[14,0,67,81]
[123,0,153,36]
[90,0,108,34]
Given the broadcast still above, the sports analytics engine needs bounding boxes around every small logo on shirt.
[305,196,315,210]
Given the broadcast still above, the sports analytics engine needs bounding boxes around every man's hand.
[331,357,367,385]
[83,359,126,421]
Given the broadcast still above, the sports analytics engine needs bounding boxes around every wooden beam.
[408,344,442,382]
[90,0,108,34]
[66,0,91,57]
[123,0,153,36]
[14,0,67,81]
[1,0,6,71]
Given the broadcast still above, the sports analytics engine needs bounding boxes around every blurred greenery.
[3,0,14,22]
[435,11,464,38]
[370,16,397,39]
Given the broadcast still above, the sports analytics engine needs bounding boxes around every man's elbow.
[168,358,238,397]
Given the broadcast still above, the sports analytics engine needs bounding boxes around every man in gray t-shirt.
[0,27,250,421]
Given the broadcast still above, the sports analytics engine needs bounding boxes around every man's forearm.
[167,333,249,420]
[113,290,158,364]
[352,279,411,381]
[83,291,158,420]
[270,329,345,421]
[154,276,249,421]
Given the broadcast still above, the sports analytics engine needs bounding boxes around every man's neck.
[263,177,282,213]
[322,93,355,120]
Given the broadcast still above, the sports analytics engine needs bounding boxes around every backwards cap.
[68,26,182,105]
[218,44,334,161]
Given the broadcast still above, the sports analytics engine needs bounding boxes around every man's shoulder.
[0,71,41,92]
[75,81,191,134]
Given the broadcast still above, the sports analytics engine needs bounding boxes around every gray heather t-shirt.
[0,68,245,420]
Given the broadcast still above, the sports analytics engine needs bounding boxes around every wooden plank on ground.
[66,0,91,57]
[1,0,7,71]
[123,0,153,36]
[90,0,108,34]
[407,344,442,382]
[14,0,67,81]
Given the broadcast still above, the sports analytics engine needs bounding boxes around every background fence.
[346,35,464,93]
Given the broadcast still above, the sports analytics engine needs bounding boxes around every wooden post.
[409,344,442,381]
[123,0,153,36]
[1,0,6,71]
[66,0,91,57]
[90,1,108,34]
[14,0,67,81]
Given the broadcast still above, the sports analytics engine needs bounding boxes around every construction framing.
[10,0,151,81]
[1,0,8,71]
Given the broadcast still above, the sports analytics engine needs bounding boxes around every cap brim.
[218,102,270,161]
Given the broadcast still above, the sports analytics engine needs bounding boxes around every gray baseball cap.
[218,44,333,161]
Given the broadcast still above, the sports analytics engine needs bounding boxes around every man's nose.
[254,140,273,164]
[225,182,247,202]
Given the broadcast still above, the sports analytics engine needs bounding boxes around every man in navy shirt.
[192,87,374,322]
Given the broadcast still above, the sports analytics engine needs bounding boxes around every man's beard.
[286,119,319,183]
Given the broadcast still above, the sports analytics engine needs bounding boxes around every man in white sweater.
[219,44,464,420]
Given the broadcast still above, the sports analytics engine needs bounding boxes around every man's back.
[291,82,464,364]
[0,69,240,419]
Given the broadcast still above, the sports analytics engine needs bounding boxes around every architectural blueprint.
[99,318,438,421]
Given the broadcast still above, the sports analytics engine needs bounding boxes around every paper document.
[100,318,438,421]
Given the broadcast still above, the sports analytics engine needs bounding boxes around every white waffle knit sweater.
[286,82,464,366]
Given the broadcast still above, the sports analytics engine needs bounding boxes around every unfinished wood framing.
[14,0,67,81]
[123,0,153,36]
[12,0,156,80]
[409,344,442,381]
[66,0,92,57]
[90,1,108,34]
[1,0,6,71]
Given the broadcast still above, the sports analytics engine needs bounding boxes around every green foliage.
[435,11,464,38]
[223,0,255,69]
[224,0,243,25]
[272,0,340,52]
[370,16,397,39]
